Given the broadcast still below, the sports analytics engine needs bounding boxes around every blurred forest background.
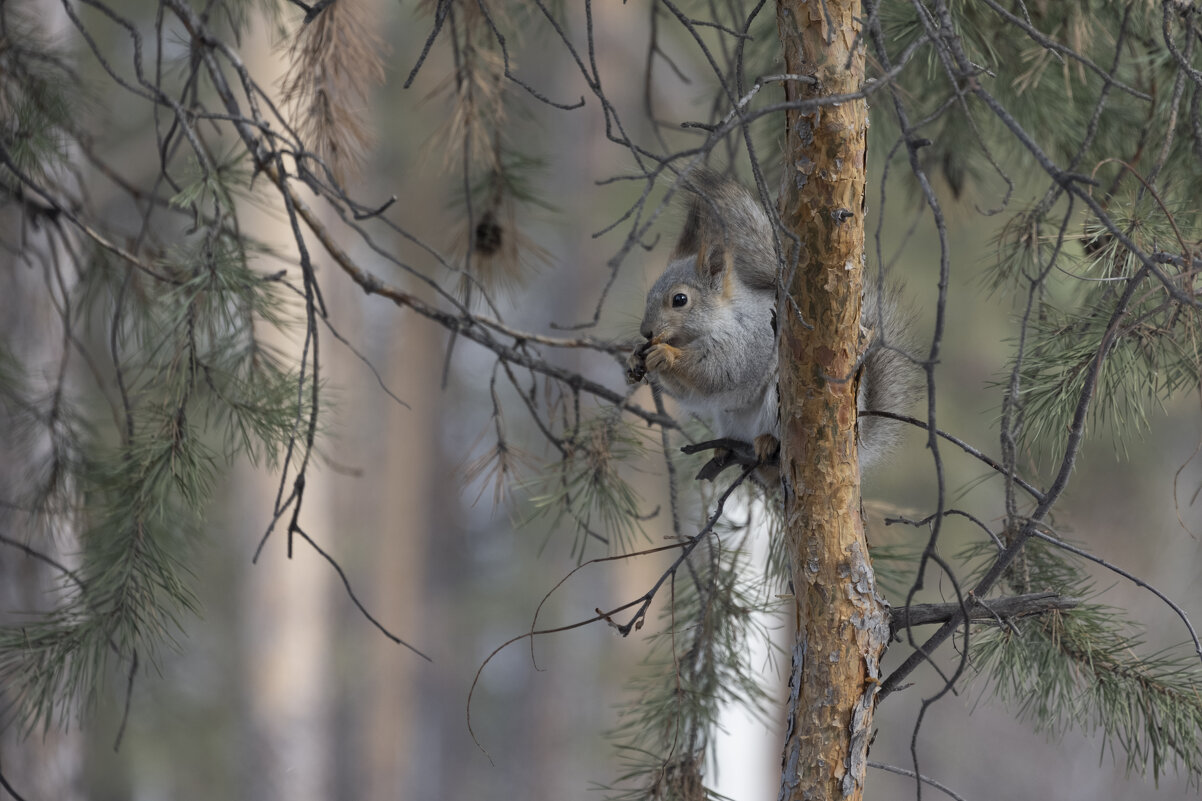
[1,1,1200,800]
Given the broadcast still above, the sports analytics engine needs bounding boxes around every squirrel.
[625,169,916,480]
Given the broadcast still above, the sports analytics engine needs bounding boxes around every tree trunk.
[0,3,85,796]
[0,228,85,801]
[233,19,333,801]
[774,2,889,800]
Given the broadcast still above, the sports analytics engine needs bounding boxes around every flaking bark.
[774,2,889,800]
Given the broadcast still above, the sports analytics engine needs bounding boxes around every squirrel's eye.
[671,292,688,308]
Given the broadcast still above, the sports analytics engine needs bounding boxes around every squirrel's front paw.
[643,342,683,374]
[753,433,780,464]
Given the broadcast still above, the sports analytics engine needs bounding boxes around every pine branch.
[975,604,1202,784]
[892,592,1079,631]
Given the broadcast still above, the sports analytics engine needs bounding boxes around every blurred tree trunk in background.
[235,422,333,801]
[359,297,440,797]
[233,20,334,801]
[0,1,84,796]
[0,228,84,801]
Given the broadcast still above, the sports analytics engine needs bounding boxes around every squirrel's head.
[638,170,774,349]
[639,248,735,348]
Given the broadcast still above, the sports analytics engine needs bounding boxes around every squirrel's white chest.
[678,381,777,443]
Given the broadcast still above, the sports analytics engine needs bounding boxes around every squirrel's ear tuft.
[673,169,736,284]
[671,168,728,261]
[670,168,775,289]
[672,195,706,261]
[694,234,733,284]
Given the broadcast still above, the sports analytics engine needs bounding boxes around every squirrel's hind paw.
[753,433,780,464]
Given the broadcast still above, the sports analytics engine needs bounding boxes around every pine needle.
[280,0,387,185]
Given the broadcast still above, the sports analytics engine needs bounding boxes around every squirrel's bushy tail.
[859,283,921,471]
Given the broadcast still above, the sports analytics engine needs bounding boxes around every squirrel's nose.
[640,327,653,340]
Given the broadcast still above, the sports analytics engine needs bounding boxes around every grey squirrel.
[625,170,916,477]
